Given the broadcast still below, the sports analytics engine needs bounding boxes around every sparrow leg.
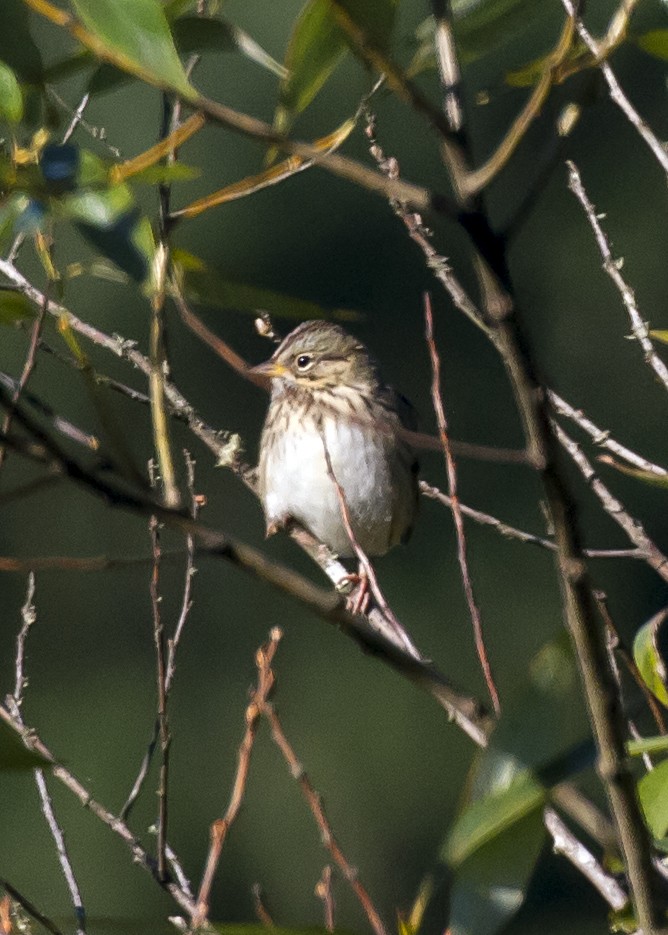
[339,565,370,616]
[265,515,291,538]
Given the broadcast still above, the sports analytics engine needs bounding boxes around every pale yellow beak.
[248,360,288,379]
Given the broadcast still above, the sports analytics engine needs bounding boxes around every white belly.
[260,415,406,557]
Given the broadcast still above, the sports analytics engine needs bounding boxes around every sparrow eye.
[296,354,313,371]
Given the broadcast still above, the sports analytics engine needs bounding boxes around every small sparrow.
[251,321,419,560]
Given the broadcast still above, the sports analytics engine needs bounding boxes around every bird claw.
[339,571,370,616]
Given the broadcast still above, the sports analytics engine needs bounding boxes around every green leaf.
[634,610,668,707]
[173,16,287,77]
[275,0,398,136]
[636,30,668,62]
[0,290,36,325]
[650,329,668,344]
[63,185,155,283]
[275,0,347,136]
[444,766,546,867]
[0,719,50,770]
[0,60,23,124]
[177,254,360,322]
[638,758,668,839]
[448,809,546,935]
[68,0,196,98]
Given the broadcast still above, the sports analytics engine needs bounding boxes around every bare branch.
[258,637,388,935]
[420,480,642,560]
[549,391,668,477]
[544,808,629,911]
[424,294,500,714]
[0,703,196,916]
[567,161,668,393]
[552,420,668,582]
[561,2,668,175]
[191,629,281,929]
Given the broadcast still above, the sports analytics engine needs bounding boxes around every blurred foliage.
[1,1,668,935]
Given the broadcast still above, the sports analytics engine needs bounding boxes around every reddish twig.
[315,866,335,933]
[424,294,500,714]
[191,629,282,929]
[320,436,421,658]
[256,646,388,935]
[252,884,275,928]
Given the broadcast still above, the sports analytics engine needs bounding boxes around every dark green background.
[2,1,668,932]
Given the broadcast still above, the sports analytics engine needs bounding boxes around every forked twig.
[0,703,196,916]
[561,2,668,175]
[420,480,642,560]
[424,294,500,714]
[567,161,668,394]
[315,865,335,933]
[549,391,668,477]
[552,420,668,583]
[8,576,87,935]
[257,639,388,935]
[191,629,281,930]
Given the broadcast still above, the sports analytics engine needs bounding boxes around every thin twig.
[424,294,500,714]
[315,866,335,933]
[9,576,87,935]
[62,92,90,144]
[122,453,199,821]
[257,641,388,935]
[561,1,668,175]
[0,703,196,916]
[191,629,282,930]
[320,435,421,658]
[544,808,629,911]
[13,573,36,707]
[0,302,47,469]
[148,460,170,882]
[419,480,642,560]
[595,591,666,735]
[549,391,668,477]
[552,419,668,583]
[0,550,185,573]
[252,884,275,928]
[567,161,668,393]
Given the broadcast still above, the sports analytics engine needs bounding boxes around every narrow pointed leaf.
[179,259,359,323]
[275,0,347,136]
[448,810,546,935]
[444,768,545,867]
[68,0,195,97]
